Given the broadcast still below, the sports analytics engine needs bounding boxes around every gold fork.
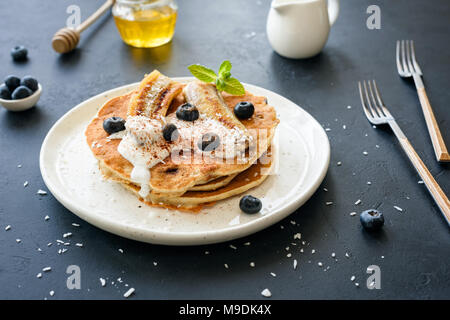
[396,40,449,162]
[358,80,450,225]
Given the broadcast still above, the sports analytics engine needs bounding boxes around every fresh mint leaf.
[188,64,217,83]
[188,60,244,95]
[221,77,245,96]
[218,60,232,79]
[215,77,226,91]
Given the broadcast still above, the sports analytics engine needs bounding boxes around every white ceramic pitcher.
[267,0,339,59]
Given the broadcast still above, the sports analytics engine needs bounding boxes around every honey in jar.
[113,0,178,48]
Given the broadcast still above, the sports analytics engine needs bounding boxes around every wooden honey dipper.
[52,0,115,54]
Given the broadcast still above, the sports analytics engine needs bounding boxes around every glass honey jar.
[112,0,178,48]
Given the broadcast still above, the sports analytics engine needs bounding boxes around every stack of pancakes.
[85,71,279,211]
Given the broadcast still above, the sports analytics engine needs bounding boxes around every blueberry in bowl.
[0,76,42,112]
[11,86,33,100]
[0,84,11,100]
[20,76,39,92]
[4,75,21,92]
[360,209,384,231]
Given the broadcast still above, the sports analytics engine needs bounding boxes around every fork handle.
[391,122,450,224]
[413,77,450,162]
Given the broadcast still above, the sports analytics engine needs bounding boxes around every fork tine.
[400,40,410,75]
[396,40,404,74]
[372,80,392,117]
[358,81,375,122]
[410,40,423,74]
[362,81,380,119]
[405,40,415,73]
[367,80,386,117]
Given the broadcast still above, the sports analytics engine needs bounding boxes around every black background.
[0,0,449,299]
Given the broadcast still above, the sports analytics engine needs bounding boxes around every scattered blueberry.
[20,76,39,92]
[11,86,33,100]
[198,133,220,151]
[234,101,254,119]
[4,75,21,92]
[239,195,262,214]
[176,103,199,122]
[162,123,179,142]
[360,209,384,231]
[103,117,126,134]
[0,84,11,100]
[11,46,28,61]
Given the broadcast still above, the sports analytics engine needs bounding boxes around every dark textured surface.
[0,0,449,300]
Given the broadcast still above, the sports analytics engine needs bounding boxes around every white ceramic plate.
[40,78,330,245]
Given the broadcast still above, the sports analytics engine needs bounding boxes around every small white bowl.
[0,83,42,112]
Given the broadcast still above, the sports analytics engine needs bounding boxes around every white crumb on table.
[100,278,106,287]
[224,263,229,269]
[354,199,361,205]
[250,262,255,267]
[261,288,272,298]
[118,248,124,253]
[42,267,52,272]
[123,288,135,298]
[326,202,333,205]
[37,189,47,195]
[394,206,403,212]
[49,291,55,297]
[36,273,42,278]
[5,225,11,231]
[229,245,237,250]
[23,181,29,187]
[270,272,276,277]
[350,212,357,216]
[350,276,356,282]
[294,233,301,240]
[293,259,298,270]
[44,215,50,221]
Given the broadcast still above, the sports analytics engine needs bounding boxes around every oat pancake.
[85,72,279,202]
[99,149,273,209]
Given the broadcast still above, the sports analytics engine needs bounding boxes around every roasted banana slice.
[128,70,183,117]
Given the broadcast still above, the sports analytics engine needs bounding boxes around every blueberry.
[360,209,384,231]
[234,101,254,119]
[176,103,199,122]
[162,123,179,142]
[4,75,21,92]
[0,84,11,100]
[11,86,33,100]
[103,117,126,134]
[198,133,220,151]
[20,76,39,92]
[11,46,28,61]
[239,195,262,214]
